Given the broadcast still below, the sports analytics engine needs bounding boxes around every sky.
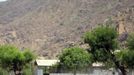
[0,0,7,2]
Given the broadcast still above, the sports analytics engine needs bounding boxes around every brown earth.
[0,0,133,58]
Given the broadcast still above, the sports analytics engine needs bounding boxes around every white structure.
[35,59,60,75]
[36,60,60,67]
[92,63,104,67]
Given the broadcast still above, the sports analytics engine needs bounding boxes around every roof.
[36,59,60,67]
[92,63,104,67]
[35,57,104,67]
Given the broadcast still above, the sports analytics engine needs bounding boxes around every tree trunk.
[13,64,22,75]
[116,65,126,75]
[103,49,127,75]
[111,53,127,75]
[14,70,22,75]
[73,66,77,75]
[73,69,76,75]
[118,66,127,75]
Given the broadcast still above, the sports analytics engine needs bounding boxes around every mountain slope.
[0,0,133,58]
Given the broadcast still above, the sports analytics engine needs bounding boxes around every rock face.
[0,0,134,58]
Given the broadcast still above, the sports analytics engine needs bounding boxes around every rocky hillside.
[0,0,133,58]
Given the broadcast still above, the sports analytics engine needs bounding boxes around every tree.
[84,26,127,75]
[0,45,35,75]
[59,47,92,75]
[127,33,134,50]
[115,50,134,69]
[115,33,134,69]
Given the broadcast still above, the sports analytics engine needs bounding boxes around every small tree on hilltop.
[0,45,35,75]
[59,47,93,75]
[84,26,128,75]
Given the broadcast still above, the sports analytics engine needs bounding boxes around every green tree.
[127,33,134,50]
[115,50,134,69]
[0,45,35,75]
[84,26,127,75]
[59,47,92,75]
[115,34,134,69]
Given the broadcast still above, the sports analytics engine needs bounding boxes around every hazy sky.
[0,0,7,2]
